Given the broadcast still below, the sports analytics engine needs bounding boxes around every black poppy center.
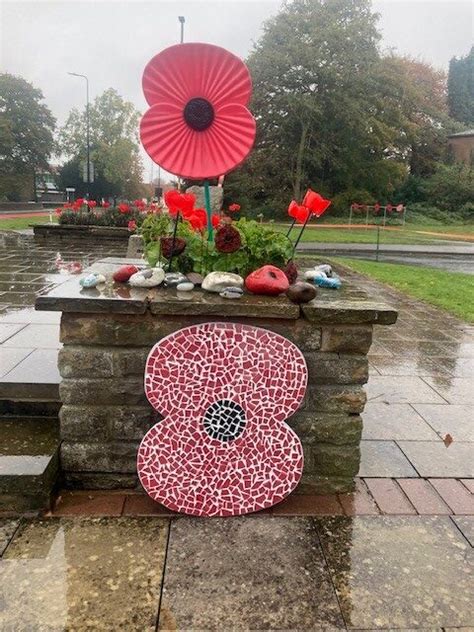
[184,97,214,131]
[203,400,246,442]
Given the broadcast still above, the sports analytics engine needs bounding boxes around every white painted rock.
[129,268,165,288]
[304,264,332,281]
[79,273,106,288]
[220,286,244,299]
[176,282,194,292]
[202,271,244,293]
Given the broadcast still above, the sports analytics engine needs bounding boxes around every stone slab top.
[35,258,397,324]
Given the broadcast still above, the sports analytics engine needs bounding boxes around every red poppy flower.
[133,199,146,209]
[228,203,241,213]
[127,220,137,232]
[288,200,310,224]
[137,322,307,516]
[87,200,97,208]
[302,189,331,217]
[211,214,221,229]
[164,190,195,217]
[102,201,111,209]
[75,198,85,206]
[140,43,256,179]
[118,203,130,214]
[186,208,207,232]
[55,208,62,216]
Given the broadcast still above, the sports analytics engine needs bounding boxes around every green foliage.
[59,207,145,228]
[57,88,143,199]
[422,163,473,214]
[447,47,474,126]
[140,214,294,276]
[0,73,55,200]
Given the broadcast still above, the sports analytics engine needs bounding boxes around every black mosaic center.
[183,97,214,131]
[203,400,246,442]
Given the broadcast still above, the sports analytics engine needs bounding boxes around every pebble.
[304,264,333,281]
[129,268,165,287]
[286,281,317,304]
[176,282,194,292]
[202,271,244,293]
[164,272,187,287]
[79,273,106,288]
[219,286,244,299]
[186,272,204,286]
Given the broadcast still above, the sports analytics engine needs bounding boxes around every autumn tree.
[0,73,55,200]
[58,88,144,199]
[448,47,474,126]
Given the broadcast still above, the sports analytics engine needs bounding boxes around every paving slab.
[398,441,474,478]
[0,323,27,344]
[422,377,474,405]
[317,516,474,628]
[0,519,19,556]
[413,404,474,442]
[362,403,440,441]
[366,376,447,404]
[1,323,60,349]
[452,516,474,547]
[0,517,168,630]
[0,347,33,378]
[359,441,418,477]
[159,516,345,630]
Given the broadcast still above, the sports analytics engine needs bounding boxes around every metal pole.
[403,206,406,226]
[68,72,90,199]
[376,226,380,262]
[204,180,213,242]
[178,16,185,43]
[383,205,387,228]
[349,205,352,226]
[365,205,369,227]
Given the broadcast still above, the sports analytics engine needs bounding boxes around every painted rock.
[164,272,187,287]
[176,282,194,292]
[219,286,244,299]
[113,265,139,283]
[202,271,244,293]
[79,273,106,288]
[304,264,333,281]
[129,268,165,288]
[186,272,204,286]
[283,260,298,284]
[286,282,317,304]
[245,265,289,296]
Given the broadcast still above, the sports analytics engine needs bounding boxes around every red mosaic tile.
[364,478,417,515]
[138,323,308,517]
[122,494,177,517]
[272,494,343,516]
[339,479,380,515]
[429,479,474,515]
[397,478,451,515]
[52,491,125,516]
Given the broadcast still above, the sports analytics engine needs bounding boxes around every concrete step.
[0,416,60,515]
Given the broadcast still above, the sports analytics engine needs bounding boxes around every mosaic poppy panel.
[137,322,308,517]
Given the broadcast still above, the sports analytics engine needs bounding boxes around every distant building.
[447,130,474,165]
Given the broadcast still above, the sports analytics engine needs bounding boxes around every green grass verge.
[273,223,473,245]
[0,216,57,230]
[333,257,474,323]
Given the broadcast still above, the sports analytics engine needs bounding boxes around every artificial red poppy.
[75,198,85,206]
[211,214,221,229]
[386,204,393,213]
[160,236,186,259]
[214,224,241,253]
[302,189,331,217]
[127,220,137,232]
[118,203,131,214]
[55,208,62,216]
[102,201,111,209]
[87,200,97,208]
[288,200,310,224]
[138,322,307,516]
[228,203,241,213]
[133,199,146,209]
[140,43,256,179]
[164,190,196,217]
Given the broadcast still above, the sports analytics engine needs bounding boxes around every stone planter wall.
[34,224,130,242]
[36,257,397,494]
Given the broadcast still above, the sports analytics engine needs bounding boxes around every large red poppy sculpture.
[137,323,307,516]
[140,43,256,179]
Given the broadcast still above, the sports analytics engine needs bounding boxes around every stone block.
[186,184,223,213]
[303,385,367,414]
[58,346,114,378]
[296,474,355,494]
[305,352,368,384]
[288,412,362,445]
[113,348,150,376]
[59,405,156,441]
[64,472,139,490]
[310,444,360,477]
[321,325,373,354]
[108,406,158,440]
[59,378,147,406]
[61,441,139,472]
[303,300,397,325]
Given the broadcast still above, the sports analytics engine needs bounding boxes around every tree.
[0,73,55,200]
[58,88,144,199]
[448,47,474,126]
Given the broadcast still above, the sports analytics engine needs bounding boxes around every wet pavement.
[0,231,473,629]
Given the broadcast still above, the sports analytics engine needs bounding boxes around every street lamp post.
[68,72,90,199]
[178,16,185,44]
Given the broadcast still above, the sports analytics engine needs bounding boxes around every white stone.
[129,268,165,287]
[176,282,194,292]
[304,264,332,281]
[201,271,244,293]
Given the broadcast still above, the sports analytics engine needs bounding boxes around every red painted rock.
[113,265,139,283]
[245,265,290,296]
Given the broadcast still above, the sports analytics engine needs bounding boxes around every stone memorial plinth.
[36,258,397,494]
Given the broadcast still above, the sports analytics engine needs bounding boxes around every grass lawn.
[333,257,474,323]
[0,216,57,230]
[274,223,474,245]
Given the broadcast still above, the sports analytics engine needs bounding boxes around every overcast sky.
[1,0,472,178]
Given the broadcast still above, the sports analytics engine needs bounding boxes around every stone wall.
[58,312,372,493]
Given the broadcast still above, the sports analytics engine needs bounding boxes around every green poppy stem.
[167,210,180,272]
[286,218,296,238]
[204,180,213,242]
